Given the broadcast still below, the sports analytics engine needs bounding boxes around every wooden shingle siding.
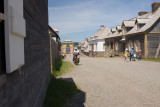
[0,0,50,107]
[109,34,145,56]
[51,38,59,65]
[147,33,160,57]
[126,34,144,55]
[114,37,123,53]
[24,0,48,22]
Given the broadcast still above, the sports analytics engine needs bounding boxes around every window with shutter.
[4,0,26,73]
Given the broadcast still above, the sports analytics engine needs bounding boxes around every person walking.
[130,48,135,61]
[93,51,96,58]
[138,50,142,61]
[124,48,129,62]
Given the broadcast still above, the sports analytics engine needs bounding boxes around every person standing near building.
[138,50,142,61]
[124,48,129,62]
[130,48,135,61]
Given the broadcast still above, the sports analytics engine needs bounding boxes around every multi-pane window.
[134,40,140,52]
[115,42,119,51]
[128,41,133,51]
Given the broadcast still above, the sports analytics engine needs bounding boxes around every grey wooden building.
[48,26,61,66]
[105,2,160,58]
[0,0,51,107]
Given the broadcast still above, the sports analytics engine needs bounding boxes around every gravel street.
[61,56,160,107]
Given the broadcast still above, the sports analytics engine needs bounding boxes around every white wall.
[88,39,105,52]
[97,40,105,52]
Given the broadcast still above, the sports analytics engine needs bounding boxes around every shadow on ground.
[59,78,86,107]
[43,76,86,107]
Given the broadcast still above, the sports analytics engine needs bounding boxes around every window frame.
[128,40,133,51]
[103,43,105,50]
[134,40,140,52]
[115,42,119,51]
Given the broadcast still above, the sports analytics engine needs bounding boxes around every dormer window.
[139,24,145,29]
[118,30,122,33]
[116,25,122,34]
[122,20,135,34]
[126,27,133,32]
[111,28,116,34]
[135,18,149,30]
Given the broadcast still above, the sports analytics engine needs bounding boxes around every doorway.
[110,41,113,49]
[122,42,126,52]
[0,0,6,73]
[66,46,70,54]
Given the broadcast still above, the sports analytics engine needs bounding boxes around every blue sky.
[48,0,158,42]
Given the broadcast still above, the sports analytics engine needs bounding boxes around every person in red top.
[138,50,142,60]
[93,51,96,58]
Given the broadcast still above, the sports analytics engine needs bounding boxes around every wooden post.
[144,34,148,58]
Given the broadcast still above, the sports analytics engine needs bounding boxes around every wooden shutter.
[4,0,26,73]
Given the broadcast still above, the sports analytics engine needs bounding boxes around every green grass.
[43,57,81,107]
[142,57,160,62]
[53,60,74,77]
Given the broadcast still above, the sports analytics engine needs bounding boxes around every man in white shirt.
[73,48,79,61]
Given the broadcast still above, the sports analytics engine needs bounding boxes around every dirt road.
[61,56,160,107]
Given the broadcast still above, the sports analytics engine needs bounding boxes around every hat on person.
[125,48,128,51]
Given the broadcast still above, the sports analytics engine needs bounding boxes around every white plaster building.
[88,25,110,56]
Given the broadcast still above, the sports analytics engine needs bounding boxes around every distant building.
[79,38,89,56]
[105,2,160,58]
[61,40,74,54]
[48,26,61,66]
[88,25,110,56]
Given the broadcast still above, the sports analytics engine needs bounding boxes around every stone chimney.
[138,11,148,16]
[152,2,160,13]
[100,25,105,29]
[85,38,88,42]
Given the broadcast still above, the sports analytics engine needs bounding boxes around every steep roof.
[97,27,110,39]
[89,27,110,41]
[136,18,149,24]
[116,25,122,30]
[111,28,116,32]
[81,39,89,52]
[105,6,160,39]
[128,7,160,34]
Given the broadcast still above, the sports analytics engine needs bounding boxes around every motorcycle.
[73,55,80,65]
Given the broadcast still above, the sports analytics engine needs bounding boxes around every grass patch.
[53,60,74,77]
[142,57,160,62]
[43,57,82,107]
[43,76,81,107]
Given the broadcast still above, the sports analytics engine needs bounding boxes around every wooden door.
[122,42,126,52]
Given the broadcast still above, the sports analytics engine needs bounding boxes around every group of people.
[72,47,142,62]
[124,48,142,62]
